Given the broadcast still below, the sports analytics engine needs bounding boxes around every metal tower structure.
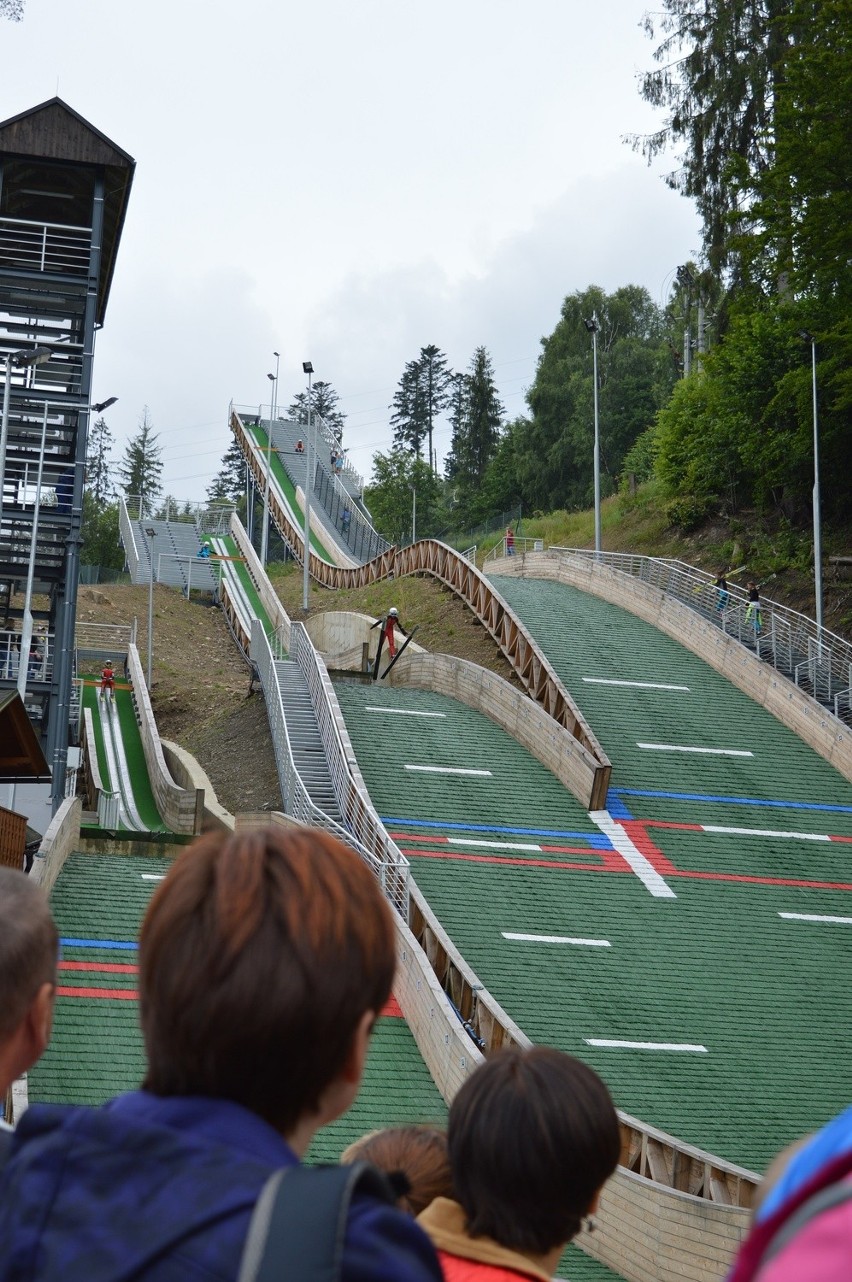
[0,98,134,810]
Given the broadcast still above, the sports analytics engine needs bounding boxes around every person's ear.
[340,1009,376,1086]
[29,981,56,1055]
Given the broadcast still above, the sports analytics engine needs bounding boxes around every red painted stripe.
[401,847,626,874]
[58,961,138,974]
[390,832,449,844]
[56,986,138,1000]
[830,835,852,844]
[616,822,679,875]
[381,996,403,1018]
[671,870,852,892]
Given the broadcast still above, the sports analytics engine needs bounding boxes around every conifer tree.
[389,360,427,458]
[85,415,115,508]
[117,406,163,514]
[288,381,346,439]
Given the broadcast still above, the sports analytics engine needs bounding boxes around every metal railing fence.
[0,627,52,682]
[0,215,91,277]
[290,622,410,917]
[250,620,407,911]
[118,496,140,580]
[492,545,852,720]
[313,462,390,563]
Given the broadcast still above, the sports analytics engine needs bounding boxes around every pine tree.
[444,372,470,482]
[389,360,428,458]
[117,406,163,514]
[288,381,346,440]
[417,345,453,473]
[207,437,245,505]
[85,415,115,508]
[463,347,503,487]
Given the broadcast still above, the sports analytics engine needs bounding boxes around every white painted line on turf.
[450,838,541,852]
[405,764,492,777]
[705,825,830,841]
[591,811,676,899]
[141,874,166,881]
[366,707,446,718]
[503,932,611,947]
[583,677,690,692]
[586,1039,708,1053]
[779,912,852,925]
[637,742,753,757]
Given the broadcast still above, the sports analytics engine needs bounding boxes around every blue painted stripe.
[59,938,137,951]
[605,790,634,820]
[612,788,852,815]
[380,816,610,846]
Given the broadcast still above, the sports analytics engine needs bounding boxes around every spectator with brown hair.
[342,1125,453,1217]
[418,1046,621,1282]
[0,868,58,1134]
[0,827,442,1282]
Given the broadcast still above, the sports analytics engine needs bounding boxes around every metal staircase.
[272,659,342,821]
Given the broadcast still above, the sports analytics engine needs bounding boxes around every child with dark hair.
[419,1046,621,1281]
[342,1126,453,1217]
[0,827,442,1282]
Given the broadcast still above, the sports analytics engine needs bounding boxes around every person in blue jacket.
[0,826,443,1282]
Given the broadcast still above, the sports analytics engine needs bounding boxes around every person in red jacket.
[99,660,116,703]
[370,607,409,660]
[418,1047,621,1282]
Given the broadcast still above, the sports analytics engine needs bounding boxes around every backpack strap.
[237,1161,396,1282]
[758,1176,852,1271]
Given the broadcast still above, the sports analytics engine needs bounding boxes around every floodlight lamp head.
[91,397,118,413]
[267,373,275,381]
[798,330,814,344]
[302,361,314,375]
[12,345,52,368]
[583,317,599,334]
[145,526,156,538]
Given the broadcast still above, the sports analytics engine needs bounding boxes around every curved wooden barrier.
[232,409,611,805]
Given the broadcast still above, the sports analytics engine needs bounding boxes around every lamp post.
[261,351,279,567]
[145,525,156,690]
[17,401,50,699]
[799,331,822,635]
[302,361,313,612]
[0,345,52,533]
[583,315,602,556]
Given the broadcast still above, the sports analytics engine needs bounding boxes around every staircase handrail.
[289,622,409,916]
[249,618,398,885]
[118,495,140,580]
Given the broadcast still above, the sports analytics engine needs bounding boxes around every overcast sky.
[3,0,699,497]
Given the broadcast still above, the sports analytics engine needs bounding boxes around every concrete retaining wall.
[306,610,426,667]
[126,644,203,833]
[32,797,81,894]
[489,552,852,784]
[386,651,603,808]
[161,740,235,831]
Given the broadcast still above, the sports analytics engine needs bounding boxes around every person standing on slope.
[371,607,409,661]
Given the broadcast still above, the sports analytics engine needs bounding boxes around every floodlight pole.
[799,332,822,635]
[584,314,602,557]
[302,362,313,612]
[261,351,279,567]
[146,526,157,689]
